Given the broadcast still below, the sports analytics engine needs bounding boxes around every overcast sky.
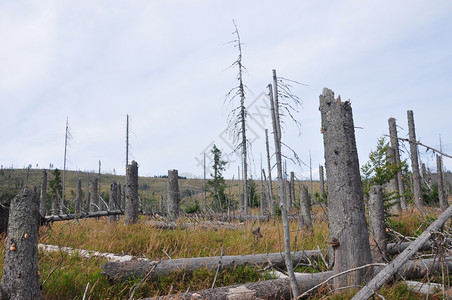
[1,1,451,180]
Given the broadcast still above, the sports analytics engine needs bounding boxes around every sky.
[1,1,451,180]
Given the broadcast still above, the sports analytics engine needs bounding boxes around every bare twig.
[384,135,452,159]
[211,248,224,289]
[82,282,90,300]
[128,262,159,300]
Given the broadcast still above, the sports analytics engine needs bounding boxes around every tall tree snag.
[407,110,424,211]
[39,169,47,217]
[124,161,139,225]
[269,78,299,298]
[437,155,447,211]
[167,169,180,221]
[319,165,325,196]
[319,88,372,289]
[265,129,274,214]
[388,118,407,209]
[0,188,42,299]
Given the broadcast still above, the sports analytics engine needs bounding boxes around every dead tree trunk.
[84,175,90,213]
[75,178,82,215]
[386,147,401,213]
[269,77,299,298]
[124,161,139,225]
[388,117,407,209]
[39,169,47,217]
[0,188,42,299]
[289,172,295,209]
[407,110,424,211]
[437,154,447,211]
[91,177,99,212]
[167,169,180,221]
[51,194,58,215]
[101,250,322,281]
[352,203,452,300]
[109,181,120,222]
[319,165,325,196]
[319,88,373,289]
[368,185,388,263]
[265,129,274,215]
[299,185,312,232]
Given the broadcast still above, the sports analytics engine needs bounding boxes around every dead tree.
[167,169,180,221]
[51,194,58,215]
[226,20,249,215]
[298,185,312,232]
[91,177,99,212]
[319,88,373,289]
[109,181,120,222]
[319,165,325,196]
[437,154,447,210]
[388,118,407,209]
[269,76,299,297]
[39,169,47,217]
[386,147,401,213]
[265,129,274,214]
[289,171,295,208]
[75,178,82,215]
[0,188,42,299]
[368,185,388,263]
[407,110,424,211]
[124,161,139,225]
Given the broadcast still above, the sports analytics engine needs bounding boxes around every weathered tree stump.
[109,181,120,222]
[319,165,325,196]
[75,179,82,215]
[39,169,47,217]
[386,147,401,213]
[368,186,388,263]
[319,88,373,289]
[388,118,407,209]
[437,155,447,211]
[298,185,312,232]
[91,178,99,212]
[124,161,139,225]
[0,188,42,299]
[167,169,180,221]
[407,110,424,211]
[51,194,58,215]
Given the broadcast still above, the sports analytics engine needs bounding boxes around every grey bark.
[51,194,58,215]
[75,178,82,215]
[159,195,164,215]
[0,188,42,300]
[421,162,427,184]
[109,181,120,222]
[39,169,47,217]
[101,250,322,281]
[437,155,447,211]
[45,210,123,222]
[407,110,424,211]
[124,161,139,225]
[388,118,407,209]
[265,129,274,215]
[319,88,373,289]
[386,147,401,213]
[148,257,452,300]
[319,165,325,196]
[352,202,452,300]
[368,186,388,263]
[84,174,90,213]
[299,185,312,232]
[167,169,180,221]
[269,76,299,297]
[91,177,99,212]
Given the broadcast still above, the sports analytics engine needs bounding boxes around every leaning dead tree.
[167,169,180,221]
[225,20,249,215]
[407,110,424,211]
[319,88,373,289]
[352,203,452,300]
[0,188,42,299]
[124,161,139,225]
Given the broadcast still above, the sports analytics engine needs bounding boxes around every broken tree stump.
[368,185,388,263]
[167,169,180,221]
[0,188,42,299]
[125,161,139,225]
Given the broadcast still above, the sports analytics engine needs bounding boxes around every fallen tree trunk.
[101,250,323,281]
[146,220,242,230]
[146,257,452,300]
[352,204,452,300]
[44,209,123,222]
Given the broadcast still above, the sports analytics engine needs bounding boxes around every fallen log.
[352,204,452,300]
[101,250,323,281]
[147,220,242,230]
[146,257,452,300]
[44,209,124,222]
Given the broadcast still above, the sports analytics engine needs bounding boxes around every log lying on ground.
[44,209,124,222]
[352,204,452,300]
[147,257,452,300]
[147,220,242,230]
[101,250,323,281]
[38,244,150,263]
